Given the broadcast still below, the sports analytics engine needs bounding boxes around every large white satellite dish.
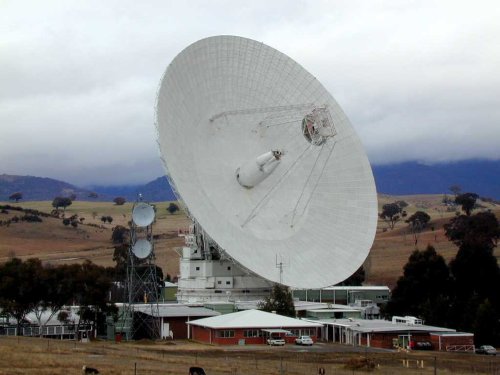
[155,35,377,289]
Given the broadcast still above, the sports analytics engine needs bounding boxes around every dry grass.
[0,336,497,374]
[366,195,499,287]
[0,201,190,278]
[0,196,498,287]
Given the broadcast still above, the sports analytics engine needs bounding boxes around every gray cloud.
[1,0,499,186]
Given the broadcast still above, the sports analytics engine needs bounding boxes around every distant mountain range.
[372,160,500,199]
[0,175,176,202]
[1,159,499,202]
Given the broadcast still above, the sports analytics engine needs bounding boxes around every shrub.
[21,214,42,223]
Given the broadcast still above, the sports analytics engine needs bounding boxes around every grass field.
[0,198,499,374]
[0,336,498,375]
[0,196,498,288]
[0,200,190,279]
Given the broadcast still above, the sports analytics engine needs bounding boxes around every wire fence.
[0,336,498,375]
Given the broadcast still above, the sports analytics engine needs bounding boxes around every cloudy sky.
[1,1,499,186]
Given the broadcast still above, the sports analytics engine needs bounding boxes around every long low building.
[293,286,390,305]
[313,316,474,351]
[187,309,323,345]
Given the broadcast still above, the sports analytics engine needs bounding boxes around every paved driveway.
[224,342,393,353]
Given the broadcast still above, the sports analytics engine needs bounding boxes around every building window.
[217,281,221,285]
[301,328,315,336]
[243,329,259,338]
[226,281,231,285]
[217,330,234,338]
[227,266,231,270]
[196,267,200,271]
[290,329,300,337]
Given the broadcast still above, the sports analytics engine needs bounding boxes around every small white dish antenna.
[132,202,155,227]
[155,35,378,288]
[132,238,152,259]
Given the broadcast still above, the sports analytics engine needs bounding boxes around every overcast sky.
[1,1,499,186]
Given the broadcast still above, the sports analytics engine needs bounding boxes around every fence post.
[434,356,437,375]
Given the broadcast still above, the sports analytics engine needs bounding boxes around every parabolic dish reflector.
[132,202,155,227]
[155,35,377,288]
[132,239,152,259]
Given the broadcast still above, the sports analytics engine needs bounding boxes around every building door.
[398,334,411,349]
[161,321,170,339]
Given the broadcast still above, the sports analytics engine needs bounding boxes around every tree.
[0,259,116,338]
[472,299,500,346]
[449,184,462,196]
[166,202,179,215]
[111,225,129,244]
[52,197,72,211]
[32,263,75,336]
[100,215,114,224]
[405,211,431,246]
[379,202,407,230]
[57,310,70,324]
[383,246,451,326]
[9,192,23,202]
[0,258,43,334]
[455,192,478,216]
[406,211,431,229]
[444,211,499,250]
[70,261,116,338]
[113,197,126,205]
[259,283,296,318]
[112,244,128,280]
[444,210,500,343]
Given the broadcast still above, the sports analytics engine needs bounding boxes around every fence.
[0,336,498,375]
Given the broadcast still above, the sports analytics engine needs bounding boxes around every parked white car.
[295,335,314,346]
[476,345,497,355]
[267,337,286,346]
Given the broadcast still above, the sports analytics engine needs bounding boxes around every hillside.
[89,176,176,202]
[0,174,95,201]
[2,159,499,202]
[1,195,498,288]
[0,175,175,202]
[0,200,188,279]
